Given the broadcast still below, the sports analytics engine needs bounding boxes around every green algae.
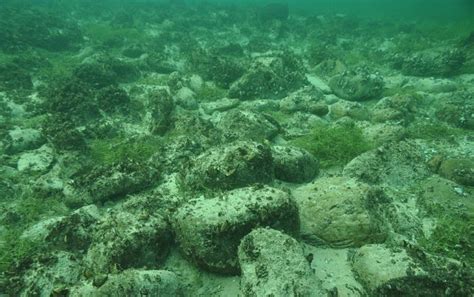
[88,136,162,166]
[290,124,373,168]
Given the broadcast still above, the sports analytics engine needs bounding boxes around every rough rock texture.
[229,52,307,100]
[238,228,320,296]
[148,88,175,135]
[292,177,389,247]
[21,205,100,252]
[396,49,466,77]
[438,158,474,186]
[351,244,425,292]
[343,140,431,187]
[70,269,182,296]
[307,247,366,296]
[4,127,44,154]
[73,160,160,203]
[329,68,384,101]
[271,145,319,183]
[329,100,370,121]
[15,251,83,297]
[215,109,280,142]
[371,94,417,124]
[172,185,300,274]
[17,145,54,172]
[279,86,329,116]
[85,211,171,275]
[183,141,274,191]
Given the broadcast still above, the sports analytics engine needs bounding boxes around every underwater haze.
[1,0,473,296]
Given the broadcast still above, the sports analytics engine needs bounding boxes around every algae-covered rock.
[183,141,274,191]
[17,145,54,173]
[238,228,320,297]
[279,86,329,116]
[85,211,171,275]
[271,145,319,183]
[229,52,307,100]
[371,94,417,124]
[147,88,175,135]
[73,159,160,203]
[397,49,466,77]
[351,244,425,292]
[329,68,384,101]
[343,140,431,187]
[172,185,299,274]
[70,269,182,297]
[438,158,474,186]
[11,251,83,297]
[435,95,474,130]
[215,109,280,142]
[292,177,389,247]
[329,99,370,121]
[4,127,44,154]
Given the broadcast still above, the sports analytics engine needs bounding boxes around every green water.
[0,0,473,296]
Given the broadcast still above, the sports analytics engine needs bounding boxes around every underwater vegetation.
[0,0,473,296]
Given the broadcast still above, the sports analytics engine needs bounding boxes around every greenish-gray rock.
[172,185,300,274]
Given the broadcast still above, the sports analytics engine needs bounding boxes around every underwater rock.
[95,85,130,113]
[70,269,182,296]
[183,141,274,191]
[215,109,280,142]
[72,160,160,204]
[175,86,199,110]
[188,48,245,88]
[238,228,319,296]
[396,49,466,77]
[172,185,299,274]
[329,99,370,121]
[308,247,366,296]
[343,140,431,187]
[17,145,54,173]
[148,88,174,135]
[435,94,474,130]
[362,123,405,146]
[12,251,83,297]
[85,211,171,275]
[4,127,44,154]
[228,52,307,100]
[328,68,384,101]
[271,145,319,183]
[292,177,389,247]
[351,244,425,292]
[438,158,474,186]
[371,94,417,124]
[279,86,329,116]
[21,205,100,252]
[201,97,240,114]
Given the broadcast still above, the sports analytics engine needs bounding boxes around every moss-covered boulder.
[228,52,307,100]
[238,228,319,296]
[271,145,319,183]
[292,177,389,247]
[183,141,274,191]
[172,185,299,274]
[328,67,384,101]
[85,211,171,275]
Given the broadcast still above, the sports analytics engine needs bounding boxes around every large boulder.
[329,68,384,101]
[351,244,425,292]
[172,185,299,274]
[238,228,320,296]
[215,109,280,142]
[85,211,171,275]
[229,52,307,100]
[183,141,274,191]
[271,145,319,183]
[292,177,389,247]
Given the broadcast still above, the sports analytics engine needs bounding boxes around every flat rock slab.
[238,228,321,296]
[172,185,299,274]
